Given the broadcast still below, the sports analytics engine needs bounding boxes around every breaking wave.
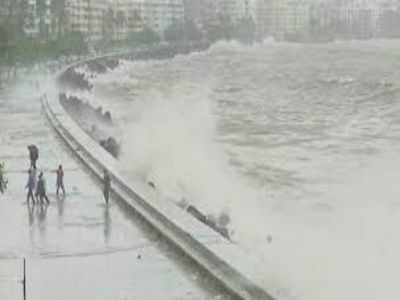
[88,40,400,300]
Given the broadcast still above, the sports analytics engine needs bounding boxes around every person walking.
[28,145,39,169]
[103,169,111,205]
[0,162,7,194]
[36,172,50,205]
[26,168,36,204]
[56,165,66,196]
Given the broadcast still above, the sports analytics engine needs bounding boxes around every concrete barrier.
[42,54,276,300]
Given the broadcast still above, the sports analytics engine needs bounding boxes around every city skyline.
[1,0,400,45]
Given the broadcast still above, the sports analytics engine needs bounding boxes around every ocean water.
[85,40,400,300]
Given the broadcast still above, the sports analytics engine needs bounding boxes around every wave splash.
[90,41,400,300]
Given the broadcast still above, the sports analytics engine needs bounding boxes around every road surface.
[0,80,232,300]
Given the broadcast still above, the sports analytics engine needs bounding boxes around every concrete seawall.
[43,50,276,300]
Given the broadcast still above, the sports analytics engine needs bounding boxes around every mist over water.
[90,40,400,300]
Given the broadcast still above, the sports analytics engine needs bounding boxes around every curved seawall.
[43,48,276,300]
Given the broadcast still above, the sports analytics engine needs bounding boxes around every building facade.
[35,0,53,39]
[2,0,54,39]
[253,0,274,39]
[142,0,184,36]
[90,0,108,41]
[65,0,90,36]
[65,0,109,41]
[0,0,12,21]
[269,0,311,41]
[215,0,251,24]
[62,0,185,42]
[377,0,400,37]
[111,0,143,41]
[182,0,218,34]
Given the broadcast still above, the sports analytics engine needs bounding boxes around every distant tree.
[102,7,115,42]
[184,19,203,41]
[0,25,8,43]
[16,0,30,37]
[205,13,234,42]
[0,27,5,84]
[0,0,19,40]
[130,8,142,30]
[3,0,16,21]
[36,0,49,40]
[0,23,17,78]
[234,17,256,44]
[0,21,17,62]
[50,0,67,39]
[378,9,400,38]
[116,10,126,27]
[164,21,185,42]
[128,26,160,46]
[115,10,126,41]
[52,31,88,55]
[0,24,9,61]
[65,31,88,54]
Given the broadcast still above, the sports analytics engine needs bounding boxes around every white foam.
[88,40,400,300]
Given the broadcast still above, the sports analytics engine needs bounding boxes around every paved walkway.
[0,81,230,299]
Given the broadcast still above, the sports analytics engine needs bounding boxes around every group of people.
[1,144,111,205]
[27,144,111,205]
[26,145,66,205]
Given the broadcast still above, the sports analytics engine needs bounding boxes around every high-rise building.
[183,0,218,32]
[90,0,108,41]
[65,0,109,41]
[142,0,184,36]
[62,0,186,42]
[0,0,10,21]
[0,0,53,39]
[254,0,274,39]
[215,0,250,24]
[377,0,400,37]
[0,0,18,23]
[65,0,90,36]
[111,0,143,41]
[23,0,53,39]
[333,0,379,39]
[269,0,311,41]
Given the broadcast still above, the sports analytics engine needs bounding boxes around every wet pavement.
[0,83,231,299]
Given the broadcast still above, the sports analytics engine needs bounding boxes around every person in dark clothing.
[26,168,36,204]
[28,145,39,168]
[103,169,111,205]
[36,172,50,205]
[0,162,7,194]
[56,165,66,196]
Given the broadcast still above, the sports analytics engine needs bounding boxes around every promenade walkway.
[0,80,230,299]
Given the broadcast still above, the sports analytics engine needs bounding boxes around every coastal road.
[0,80,232,300]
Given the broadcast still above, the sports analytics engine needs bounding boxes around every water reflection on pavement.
[0,82,232,300]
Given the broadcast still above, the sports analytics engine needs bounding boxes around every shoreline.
[58,41,231,239]
[48,42,276,299]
